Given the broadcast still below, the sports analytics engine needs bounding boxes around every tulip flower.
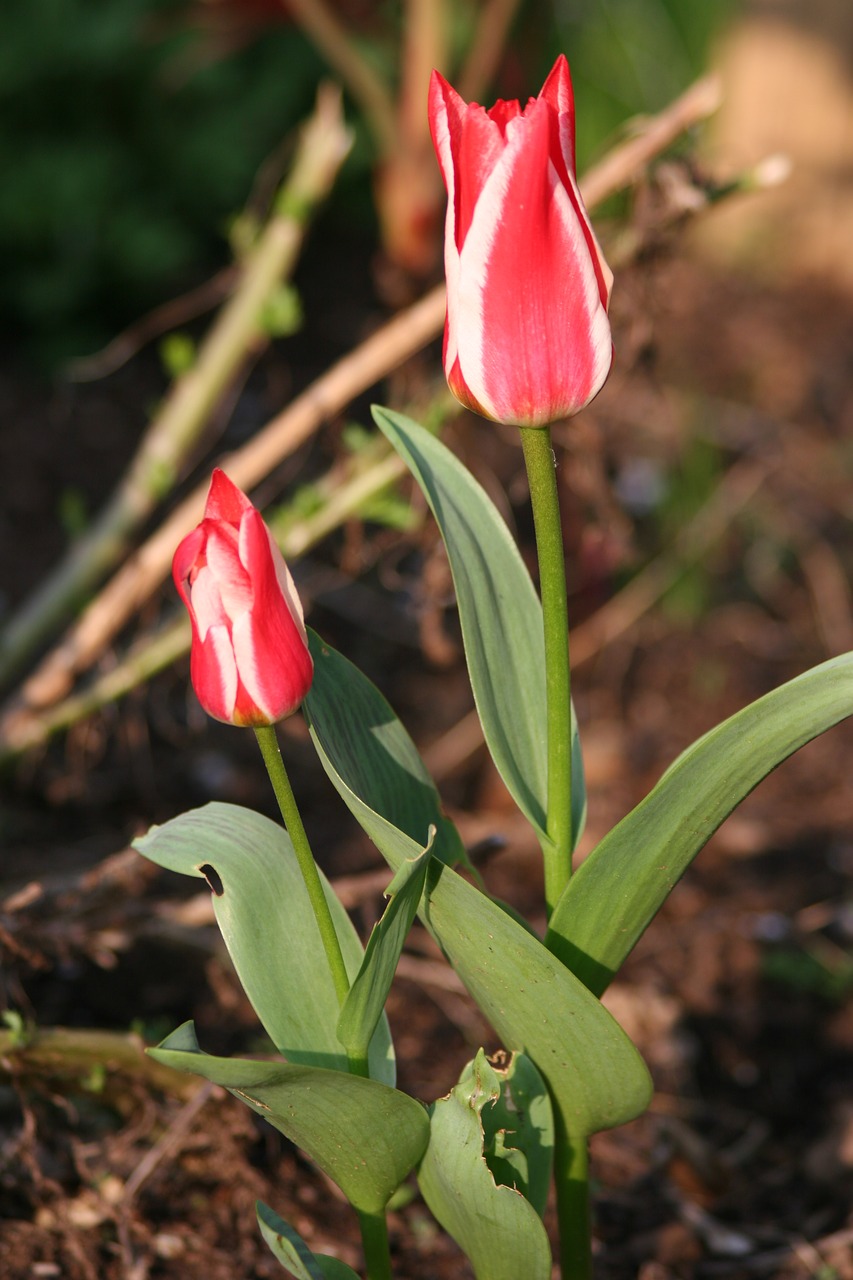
[173,469,313,726]
[428,54,613,428]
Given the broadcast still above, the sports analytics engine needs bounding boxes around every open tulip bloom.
[133,53,853,1280]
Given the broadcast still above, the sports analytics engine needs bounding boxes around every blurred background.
[2,1,853,1277]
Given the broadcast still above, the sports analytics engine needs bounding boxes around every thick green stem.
[554,1111,592,1280]
[253,725,351,1008]
[357,1208,394,1280]
[520,426,573,915]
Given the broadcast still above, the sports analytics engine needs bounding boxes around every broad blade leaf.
[547,651,853,995]
[257,1201,360,1279]
[418,1050,552,1280]
[134,802,394,1082]
[337,839,434,1062]
[149,1022,428,1215]
[305,637,652,1137]
[372,405,586,850]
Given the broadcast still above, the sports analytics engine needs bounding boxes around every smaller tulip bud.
[173,469,313,726]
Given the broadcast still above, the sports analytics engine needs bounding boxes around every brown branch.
[456,0,524,105]
[282,0,398,155]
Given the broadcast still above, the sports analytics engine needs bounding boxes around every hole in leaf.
[200,864,224,896]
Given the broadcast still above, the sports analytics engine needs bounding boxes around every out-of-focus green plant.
[548,0,736,168]
[0,0,324,365]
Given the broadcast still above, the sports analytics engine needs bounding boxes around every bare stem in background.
[456,0,523,104]
[0,85,352,691]
[282,0,398,155]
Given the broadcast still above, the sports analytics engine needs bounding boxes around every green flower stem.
[255,726,389,1275]
[357,1208,394,1280]
[253,724,352,1010]
[520,426,573,915]
[553,1111,592,1280]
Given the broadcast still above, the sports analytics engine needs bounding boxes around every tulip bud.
[173,469,313,727]
[428,55,613,428]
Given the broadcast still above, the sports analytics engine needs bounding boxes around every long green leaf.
[304,637,652,1138]
[418,1051,553,1280]
[306,630,465,869]
[257,1202,360,1279]
[372,406,586,850]
[547,652,853,995]
[337,840,433,1062]
[134,802,394,1082]
[149,1022,428,1215]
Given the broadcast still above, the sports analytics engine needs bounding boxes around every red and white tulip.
[173,469,313,726]
[429,55,613,427]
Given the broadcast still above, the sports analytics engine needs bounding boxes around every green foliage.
[149,1021,429,1215]
[159,330,196,378]
[372,406,587,854]
[304,633,653,1138]
[0,0,323,364]
[762,943,853,1003]
[418,1051,553,1280]
[304,630,467,873]
[133,801,394,1080]
[546,651,853,995]
[337,841,434,1064]
[257,1201,361,1279]
[260,284,303,338]
[548,0,735,170]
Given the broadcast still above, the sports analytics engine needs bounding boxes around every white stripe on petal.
[204,624,239,720]
[231,612,269,719]
[190,565,227,641]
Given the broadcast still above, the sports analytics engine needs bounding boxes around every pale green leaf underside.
[134,802,393,1082]
[149,1021,428,1215]
[548,651,853,995]
[372,405,585,849]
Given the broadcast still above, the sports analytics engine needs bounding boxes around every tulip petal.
[172,526,206,598]
[230,509,314,723]
[172,471,313,727]
[204,524,253,621]
[188,564,229,640]
[454,102,612,425]
[205,468,253,523]
[192,623,239,723]
[428,54,615,427]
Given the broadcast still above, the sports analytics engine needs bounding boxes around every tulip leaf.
[305,635,653,1138]
[418,1050,552,1280]
[475,1050,554,1217]
[547,651,853,996]
[257,1201,360,1279]
[148,1021,429,1215]
[337,838,434,1064]
[133,802,394,1083]
[305,630,466,871]
[371,405,586,850]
